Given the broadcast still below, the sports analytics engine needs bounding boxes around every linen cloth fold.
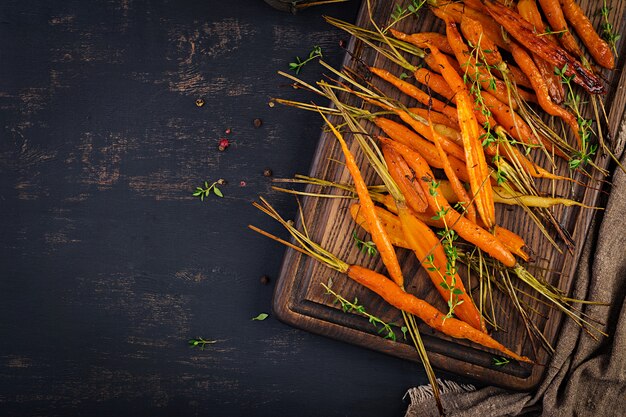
[405,150,626,417]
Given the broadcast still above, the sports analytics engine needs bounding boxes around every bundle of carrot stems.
[250,0,620,413]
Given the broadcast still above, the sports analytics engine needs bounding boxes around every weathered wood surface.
[274,0,626,390]
[0,1,461,416]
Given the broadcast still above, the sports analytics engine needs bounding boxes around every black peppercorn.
[263,168,273,177]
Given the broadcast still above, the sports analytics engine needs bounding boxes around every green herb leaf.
[252,313,269,321]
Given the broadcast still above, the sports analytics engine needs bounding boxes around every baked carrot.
[428,43,496,230]
[352,200,531,265]
[434,2,510,51]
[362,95,467,162]
[428,116,478,224]
[346,265,532,363]
[441,16,537,106]
[483,0,605,94]
[517,0,566,104]
[369,67,459,124]
[379,137,517,267]
[382,145,429,214]
[560,0,615,69]
[373,117,472,182]
[409,107,458,130]
[459,15,533,90]
[537,0,583,57]
[319,111,405,288]
[250,207,531,363]
[508,42,582,148]
[389,29,455,55]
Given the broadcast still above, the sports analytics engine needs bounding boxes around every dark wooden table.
[0,1,477,416]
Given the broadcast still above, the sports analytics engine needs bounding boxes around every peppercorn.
[217,178,226,185]
[260,275,270,285]
[253,118,263,128]
[263,168,273,177]
[218,138,230,151]
[195,98,205,107]
[339,39,347,48]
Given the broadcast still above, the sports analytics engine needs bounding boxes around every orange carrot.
[390,29,455,55]
[484,0,605,94]
[517,0,566,104]
[537,0,583,57]
[396,206,485,331]
[346,264,532,363]
[409,107,458,130]
[382,145,429,213]
[428,43,496,230]
[428,116,478,224]
[508,42,582,148]
[561,0,615,69]
[319,112,404,288]
[442,17,537,106]
[459,15,533,90]
[349,203,409,249]
[379,137,517,267]
[369,67,459,124]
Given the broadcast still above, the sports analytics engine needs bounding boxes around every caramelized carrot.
[319,112,405,287]
[389,29,455,55]
[508,42,582,148]
[459,15,533,90]
[373,117,472,182]
[409,107,457,130]
[349,203,409,249]
[369,67,459,124]
[428,43,496,229]
[428,116,478,224]
[379,137,517,267]
[382,145,429,213]
[396,206,485,331]
[484,0,605,94]
[435,2,509,50]
[537,0,583,57]
[561,0,615,69]
[517,0,566,104]
[442,17,537,106]
[346,264,532,363]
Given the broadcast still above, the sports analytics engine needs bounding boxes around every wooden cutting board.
[272,0,626,390]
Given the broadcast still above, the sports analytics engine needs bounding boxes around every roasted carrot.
[349,203,409,249]
[537,0,583,57]
[369,67,459,124]
[346,265,532,363]
[396,206,485,331]
[517,0,566,104]
[494,226,531,262]
[319,111,405,288]
[428,43,496,230]
[373,117,472,182]
[362,95,467,162]
[389,29,455,55]
[428,116,478,224]
[382,145,429,214]
[379,137,517,267]
[484,0,605,94]
[508,42,582,148]
[441,16,537,106]
[408,107,458,130]
[459,15,533,90]
[561,0,615,69]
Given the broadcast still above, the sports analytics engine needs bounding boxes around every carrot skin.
[560,0,615,69]
[537,0,583,57]
[382,145,429,214]
[321,113,405,287]
[346,265,532,363]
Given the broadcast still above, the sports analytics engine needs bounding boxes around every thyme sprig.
[322,281,399,341]
[352,230,378,256]
[188,337,217,350]
[554,64,597,170]
[599,1,620,53]
[289,46,323,74]
[193,179,224,200]
[426,179,465,320]
[385,0,427,33]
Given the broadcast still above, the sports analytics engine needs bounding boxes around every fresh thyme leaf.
[288,46,323,74]
[252,313,269,321]
[492,356,510,366]
[188,337,217,350]
[194,180,225,201]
